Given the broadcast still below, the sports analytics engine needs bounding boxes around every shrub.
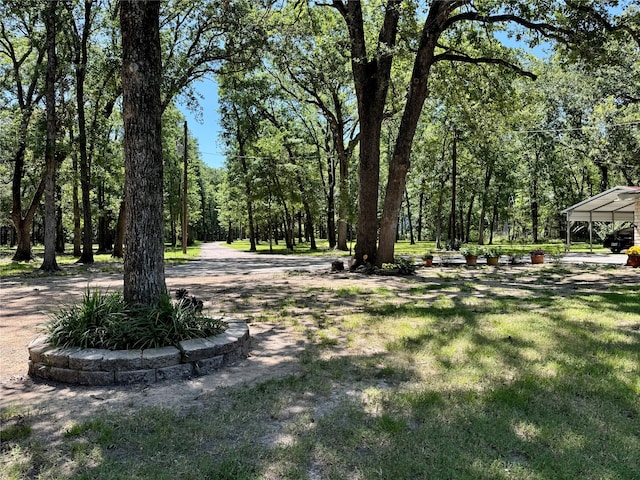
[383,257,417,275]
[46,289,226,350]
[459,244,480,257]
[482,246,502,258]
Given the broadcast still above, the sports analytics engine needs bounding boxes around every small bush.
[46,289,226,350]
[381,257,417,275]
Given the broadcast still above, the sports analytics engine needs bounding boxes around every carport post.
[565,212,571,252]
[589,211,593,253]
[635,200,640,246]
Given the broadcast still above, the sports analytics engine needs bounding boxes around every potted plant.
[460,244,480,266]
[483,246,502,266]
[530,248,545,264]
[422,252,434,267]
[625,246,640,267]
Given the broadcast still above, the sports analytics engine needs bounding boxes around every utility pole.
[182,120,188,254]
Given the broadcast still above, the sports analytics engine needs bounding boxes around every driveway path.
[169,242,334,277]
[0,243,336,385]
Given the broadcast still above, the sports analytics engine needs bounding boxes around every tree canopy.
[0,0,638,281]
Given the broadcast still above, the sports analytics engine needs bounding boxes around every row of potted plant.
[459,245,505,266]
[421,245,548,266]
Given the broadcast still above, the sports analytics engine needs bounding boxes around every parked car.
[603,227,634,253]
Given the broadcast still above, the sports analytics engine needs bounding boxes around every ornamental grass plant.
[45,288,226,350]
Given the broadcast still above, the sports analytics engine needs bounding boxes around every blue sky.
[178,77,226,169]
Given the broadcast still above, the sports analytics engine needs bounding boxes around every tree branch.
[434,51,537,80]
[443,12,572,44]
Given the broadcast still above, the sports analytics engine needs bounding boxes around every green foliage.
[394,256,418,275]
[482,246,502,258]
[459,244,480,257]
[46,289,226,350]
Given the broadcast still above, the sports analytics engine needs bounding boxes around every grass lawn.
[223,239,611,259]
[2,264,639,479]
[224,239,347,256]
[0,244,201,277]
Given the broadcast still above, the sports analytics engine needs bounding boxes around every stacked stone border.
[27,320,250,386]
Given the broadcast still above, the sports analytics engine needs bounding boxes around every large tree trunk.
[40,0,60,272]
[11,129,46,262]
[335,1,400,267]
[335,1,452,266]
[333,93,352,252]
[121,0,166,306]
[73,1,94,264]
[9,93,46,261]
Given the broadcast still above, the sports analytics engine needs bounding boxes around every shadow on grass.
[33,337,640,479]
[3,267,639,479]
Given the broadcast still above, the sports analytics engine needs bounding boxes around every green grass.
[2,266,639,479]
[0,243,201,277]
[223,239,344,256]
[222,239,612,259]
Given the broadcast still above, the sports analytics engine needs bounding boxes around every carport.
[561,186,640,251]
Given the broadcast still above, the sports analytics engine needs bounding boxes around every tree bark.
[5,23,46,261]
[96,181,113,253]
[327,158,337,249]
[68,125,82,256]
[465,192,475,243]
[121,0,166,305]
[68,0,95,264]
[376,2,452,265]
[334,1,401,267]
[40,0,60,272]
[11,123,46,262]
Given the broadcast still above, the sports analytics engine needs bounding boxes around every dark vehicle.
[603,227,634,253]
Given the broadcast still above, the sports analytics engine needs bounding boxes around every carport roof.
[561,186,640,222]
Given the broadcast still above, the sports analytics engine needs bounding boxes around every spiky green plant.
[46,289,226,350]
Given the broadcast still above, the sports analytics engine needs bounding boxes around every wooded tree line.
[217,0,639,266]
[0,0,251,265]
[1,1,639,271]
